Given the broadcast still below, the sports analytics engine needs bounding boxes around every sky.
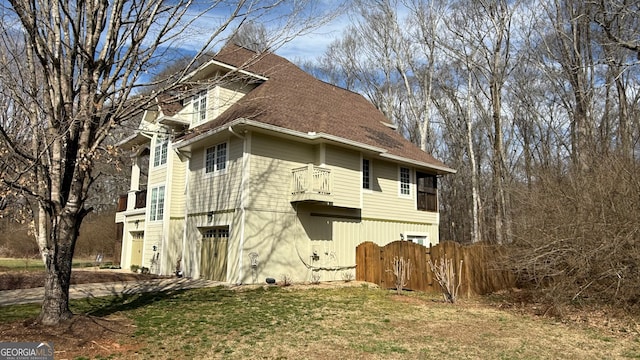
[172,0,352,64]
[275,13,350,62]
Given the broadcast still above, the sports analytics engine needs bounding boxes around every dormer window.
[192,90,207,124]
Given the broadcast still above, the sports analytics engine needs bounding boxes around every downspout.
[229,126,248,284]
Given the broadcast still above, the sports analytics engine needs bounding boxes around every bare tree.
[0,0,332,325]
[230,21,271,52]
[593,0,640,159]
[536,0,600,170]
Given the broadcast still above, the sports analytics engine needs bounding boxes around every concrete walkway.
[0,278,224,306]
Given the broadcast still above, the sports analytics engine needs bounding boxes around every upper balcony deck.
[290,164,333,204]
[116,190,147,212]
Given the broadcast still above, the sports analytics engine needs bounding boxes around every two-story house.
[115,44,455,284]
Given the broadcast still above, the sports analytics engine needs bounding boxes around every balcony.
[116,190,147,212]
[291,164,333,204]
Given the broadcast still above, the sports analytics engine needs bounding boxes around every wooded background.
[1,0,638,309]
[306,0,640,307]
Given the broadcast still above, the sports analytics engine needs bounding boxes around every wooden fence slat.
[355,240,515,296]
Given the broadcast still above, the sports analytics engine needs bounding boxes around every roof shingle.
[179,44,453,173]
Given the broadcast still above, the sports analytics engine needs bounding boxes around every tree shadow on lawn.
[76,285,231,318]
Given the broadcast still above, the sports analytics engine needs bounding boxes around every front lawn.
[1,285,639,359]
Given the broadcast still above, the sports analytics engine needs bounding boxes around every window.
[153,138,168,167]
[192,91,207,124]
[362,158,371,189]
[400,167,411,195]
[203,227,229,239]
[417,172,438,212]
[149,186,165,221]
[205,142,227,174]
[405,233,429,247]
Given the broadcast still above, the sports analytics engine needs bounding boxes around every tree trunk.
[37,209,84,325]
[615,75,631,158]
[467,72,480,244]
[37,213,79,325]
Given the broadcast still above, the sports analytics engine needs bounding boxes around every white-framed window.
[205,142,227,174]
[192,90,207,124]
[404,232,430,247]
[362,158,371,190]
[149,185,165,221]
[153,137,168,167]
[399,167,411,196]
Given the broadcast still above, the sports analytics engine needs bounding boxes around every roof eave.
[379,153,457,175]
[174,119,456,174]
[181,59,268,83]
[117,131,153,150]
[158,115,190,128]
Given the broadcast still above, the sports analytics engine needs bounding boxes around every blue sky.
[275,12,349,62]
[170,0,351,64]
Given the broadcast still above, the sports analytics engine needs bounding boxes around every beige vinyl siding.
[148,168,167,186]
[325,145,361,208]
[187,136,243,214]
[249,134,314,212]
[358,219,438,246]
[162,219,185,275]
[216,82,253,116]
[142,222,163,270]
[169,154,187,217]
[291,204,438,282]
[362,159,439,224]
[239,208,308,283]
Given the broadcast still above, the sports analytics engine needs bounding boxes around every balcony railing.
[291,164,332,203]
[117,195,127,212]
[134,190,147,209]
[116,189,147,212]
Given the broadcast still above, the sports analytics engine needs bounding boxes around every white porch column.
[127,154,141,211]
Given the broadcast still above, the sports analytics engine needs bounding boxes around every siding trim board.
[187,209,235,217]
[310,213,362,221]
[361,217,435,226]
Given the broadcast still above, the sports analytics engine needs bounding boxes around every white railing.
[291,164,332,196]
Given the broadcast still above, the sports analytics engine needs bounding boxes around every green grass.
[0,303,41,322]
[2,286,640,359]
[0,257,99,271]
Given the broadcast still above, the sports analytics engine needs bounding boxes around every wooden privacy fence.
[355,240,515,296]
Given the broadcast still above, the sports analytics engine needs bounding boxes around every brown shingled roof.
[178,44,453,173]
[156,93,183,117]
